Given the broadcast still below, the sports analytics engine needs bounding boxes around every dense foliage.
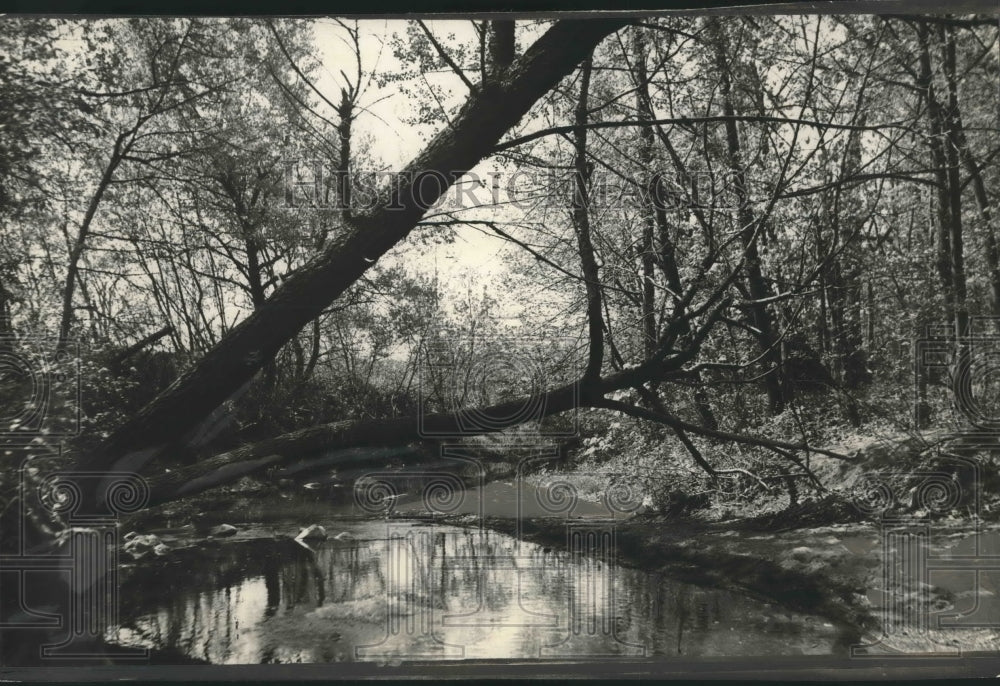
[1,15,998,520]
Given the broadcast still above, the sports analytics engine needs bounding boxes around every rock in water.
[296,524,328,542]
[123,534,162,560]
[208,524,238,538]
[153,543,170,556]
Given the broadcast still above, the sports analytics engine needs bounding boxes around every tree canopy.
[1,13,997,525]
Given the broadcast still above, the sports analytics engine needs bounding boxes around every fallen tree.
[134,11,860,506]
[71,13,855,518]
[16,13,861,533]
[77,18,631,478]
[147,355,857,505]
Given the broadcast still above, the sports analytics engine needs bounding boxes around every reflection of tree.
[114,526,836,662]
[120,539,310,613]
[322,542,384,603]
[264,558,280,618]
[283,558,307,610]
[116,537,313,658]
[280,547,328,610]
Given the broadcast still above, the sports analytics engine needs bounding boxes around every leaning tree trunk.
[2,19,630,665]
[77,19,630,480]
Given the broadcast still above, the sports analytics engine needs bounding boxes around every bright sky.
[309,19,554,322]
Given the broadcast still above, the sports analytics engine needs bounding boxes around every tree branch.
[595,397,854,462]
[418,20,479,93]
[109,325,174,368]
[492,115,918,154]
[78,18,629,477]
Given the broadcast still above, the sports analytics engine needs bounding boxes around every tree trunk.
[57,133,128,353]
[76,19,629,478]
[633,28,659,363]
[917,22,959,332]
[0,274,14,356]
[961,145,1000,317]
[488,20,516,78]
[571,55,605,389]
[145,350,851,506]
[632,28,717,429]
[939,23,968,338]
[709,19,786,414]
[336,88,354,223]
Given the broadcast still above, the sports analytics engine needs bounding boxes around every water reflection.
[110,522,842,663]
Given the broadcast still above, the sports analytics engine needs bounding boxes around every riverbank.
[437,510,1000,657]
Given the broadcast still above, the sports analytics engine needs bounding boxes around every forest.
[1,11,999,669]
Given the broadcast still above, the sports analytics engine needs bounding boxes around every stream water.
[107,478,849,664]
